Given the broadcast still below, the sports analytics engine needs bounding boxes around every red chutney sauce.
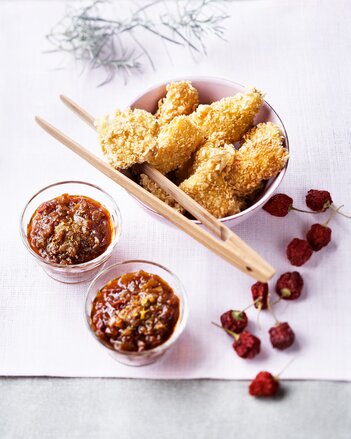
[90,270,180,352]
[27,194,113,265]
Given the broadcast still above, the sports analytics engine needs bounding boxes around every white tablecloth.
[1,0,350,379]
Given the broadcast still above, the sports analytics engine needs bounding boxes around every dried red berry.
[251,282,269,309]
[263,194,293,217]
[306,223,332,251]
[286,238,313,266]
[233,331,261,359]
[269,322,295,350]
[220,310,248,334]
[306,189,332,212]
[249,371,279,397]
[275,271,304,300]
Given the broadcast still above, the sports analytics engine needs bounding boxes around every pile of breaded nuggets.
[96,81,288,218]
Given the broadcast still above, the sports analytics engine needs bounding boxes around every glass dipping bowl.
[20,181,121,283]
[85,260,188,367]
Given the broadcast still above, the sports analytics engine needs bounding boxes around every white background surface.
[0,0,350,379]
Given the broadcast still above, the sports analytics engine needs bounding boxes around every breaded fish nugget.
[147,115,205,174]
[191,140,235,173]
[96,108,159,169]
[179,141,245,218]
[156,81,199,125]
[228,122,288,195]
[175,139,233,184]
[190,87,264,143]
[174,158,194,184]
[139,174,184,214]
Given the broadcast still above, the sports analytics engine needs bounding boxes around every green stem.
[291,206,322,214]
[324,205,344,226]
[211,321,239,340]
[241,298,260,313]
[271,296,282,307]
[275,358,296,379]
[256,306,262,330]
[331,204,351,219]
[255,295,270,330]
[267,299,280,325]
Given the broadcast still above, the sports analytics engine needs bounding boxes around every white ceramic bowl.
[129,76,289,228]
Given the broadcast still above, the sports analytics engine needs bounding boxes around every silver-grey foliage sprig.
[46,0,230,85]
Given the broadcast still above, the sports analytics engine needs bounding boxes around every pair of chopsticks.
[35,96,275,282]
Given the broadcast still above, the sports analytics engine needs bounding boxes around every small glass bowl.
[85,260,188,367]
[20,181,122,284]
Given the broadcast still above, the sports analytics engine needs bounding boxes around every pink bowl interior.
[129,76,289,225]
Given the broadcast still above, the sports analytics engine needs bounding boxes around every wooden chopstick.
[35,115,272,281]
[140,163,266,260]
[59,95,275,281]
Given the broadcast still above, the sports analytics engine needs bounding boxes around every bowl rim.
[20,180,122,270]
[84,259,189,358]
[128,75,289,225]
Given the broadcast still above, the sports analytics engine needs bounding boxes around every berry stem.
[255,294,270,330]
[270,296,282,307]
[291,206,322,214]
[275,358,296,379]
[211,321,239,340]
[242,298,261,313]
[331,204,351,219]
[267,299,280,325]
[256,305,262,330]
[324,204,343,226]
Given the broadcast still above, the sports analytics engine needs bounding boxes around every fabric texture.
[0,0,350,379]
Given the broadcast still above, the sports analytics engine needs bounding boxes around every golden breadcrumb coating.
[179,141,245,218]
[174,157,195,184]
[228,122,288,195]
[96,108,159,169]
[190,87,264,143]
[174,135,234,184]
[146,115,205,174]
[191,140,235,173]
[139,174,184,214]
[155,81,199,125]
[180,172,245,218]
[96,83,286,220]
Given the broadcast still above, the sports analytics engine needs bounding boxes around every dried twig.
[46,0,230,85]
